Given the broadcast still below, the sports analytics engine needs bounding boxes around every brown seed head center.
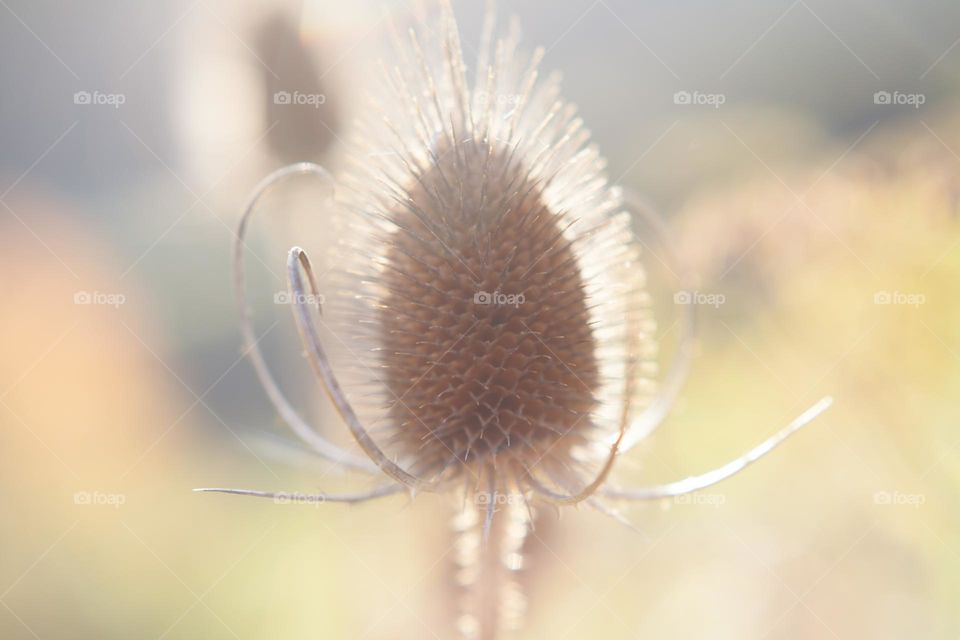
[378,141,599,471]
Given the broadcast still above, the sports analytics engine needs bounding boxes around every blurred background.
[1,0,958,638]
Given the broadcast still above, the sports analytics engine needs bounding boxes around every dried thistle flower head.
[337,56,657,496]
[199,2,833,638]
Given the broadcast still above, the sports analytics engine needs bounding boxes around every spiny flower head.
[324,1,658,496]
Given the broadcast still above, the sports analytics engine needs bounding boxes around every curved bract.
[233,162,377,473]
[286,247,440,492]
[604,396,834,501]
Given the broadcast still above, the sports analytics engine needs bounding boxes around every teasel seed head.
[325,0,658,497]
